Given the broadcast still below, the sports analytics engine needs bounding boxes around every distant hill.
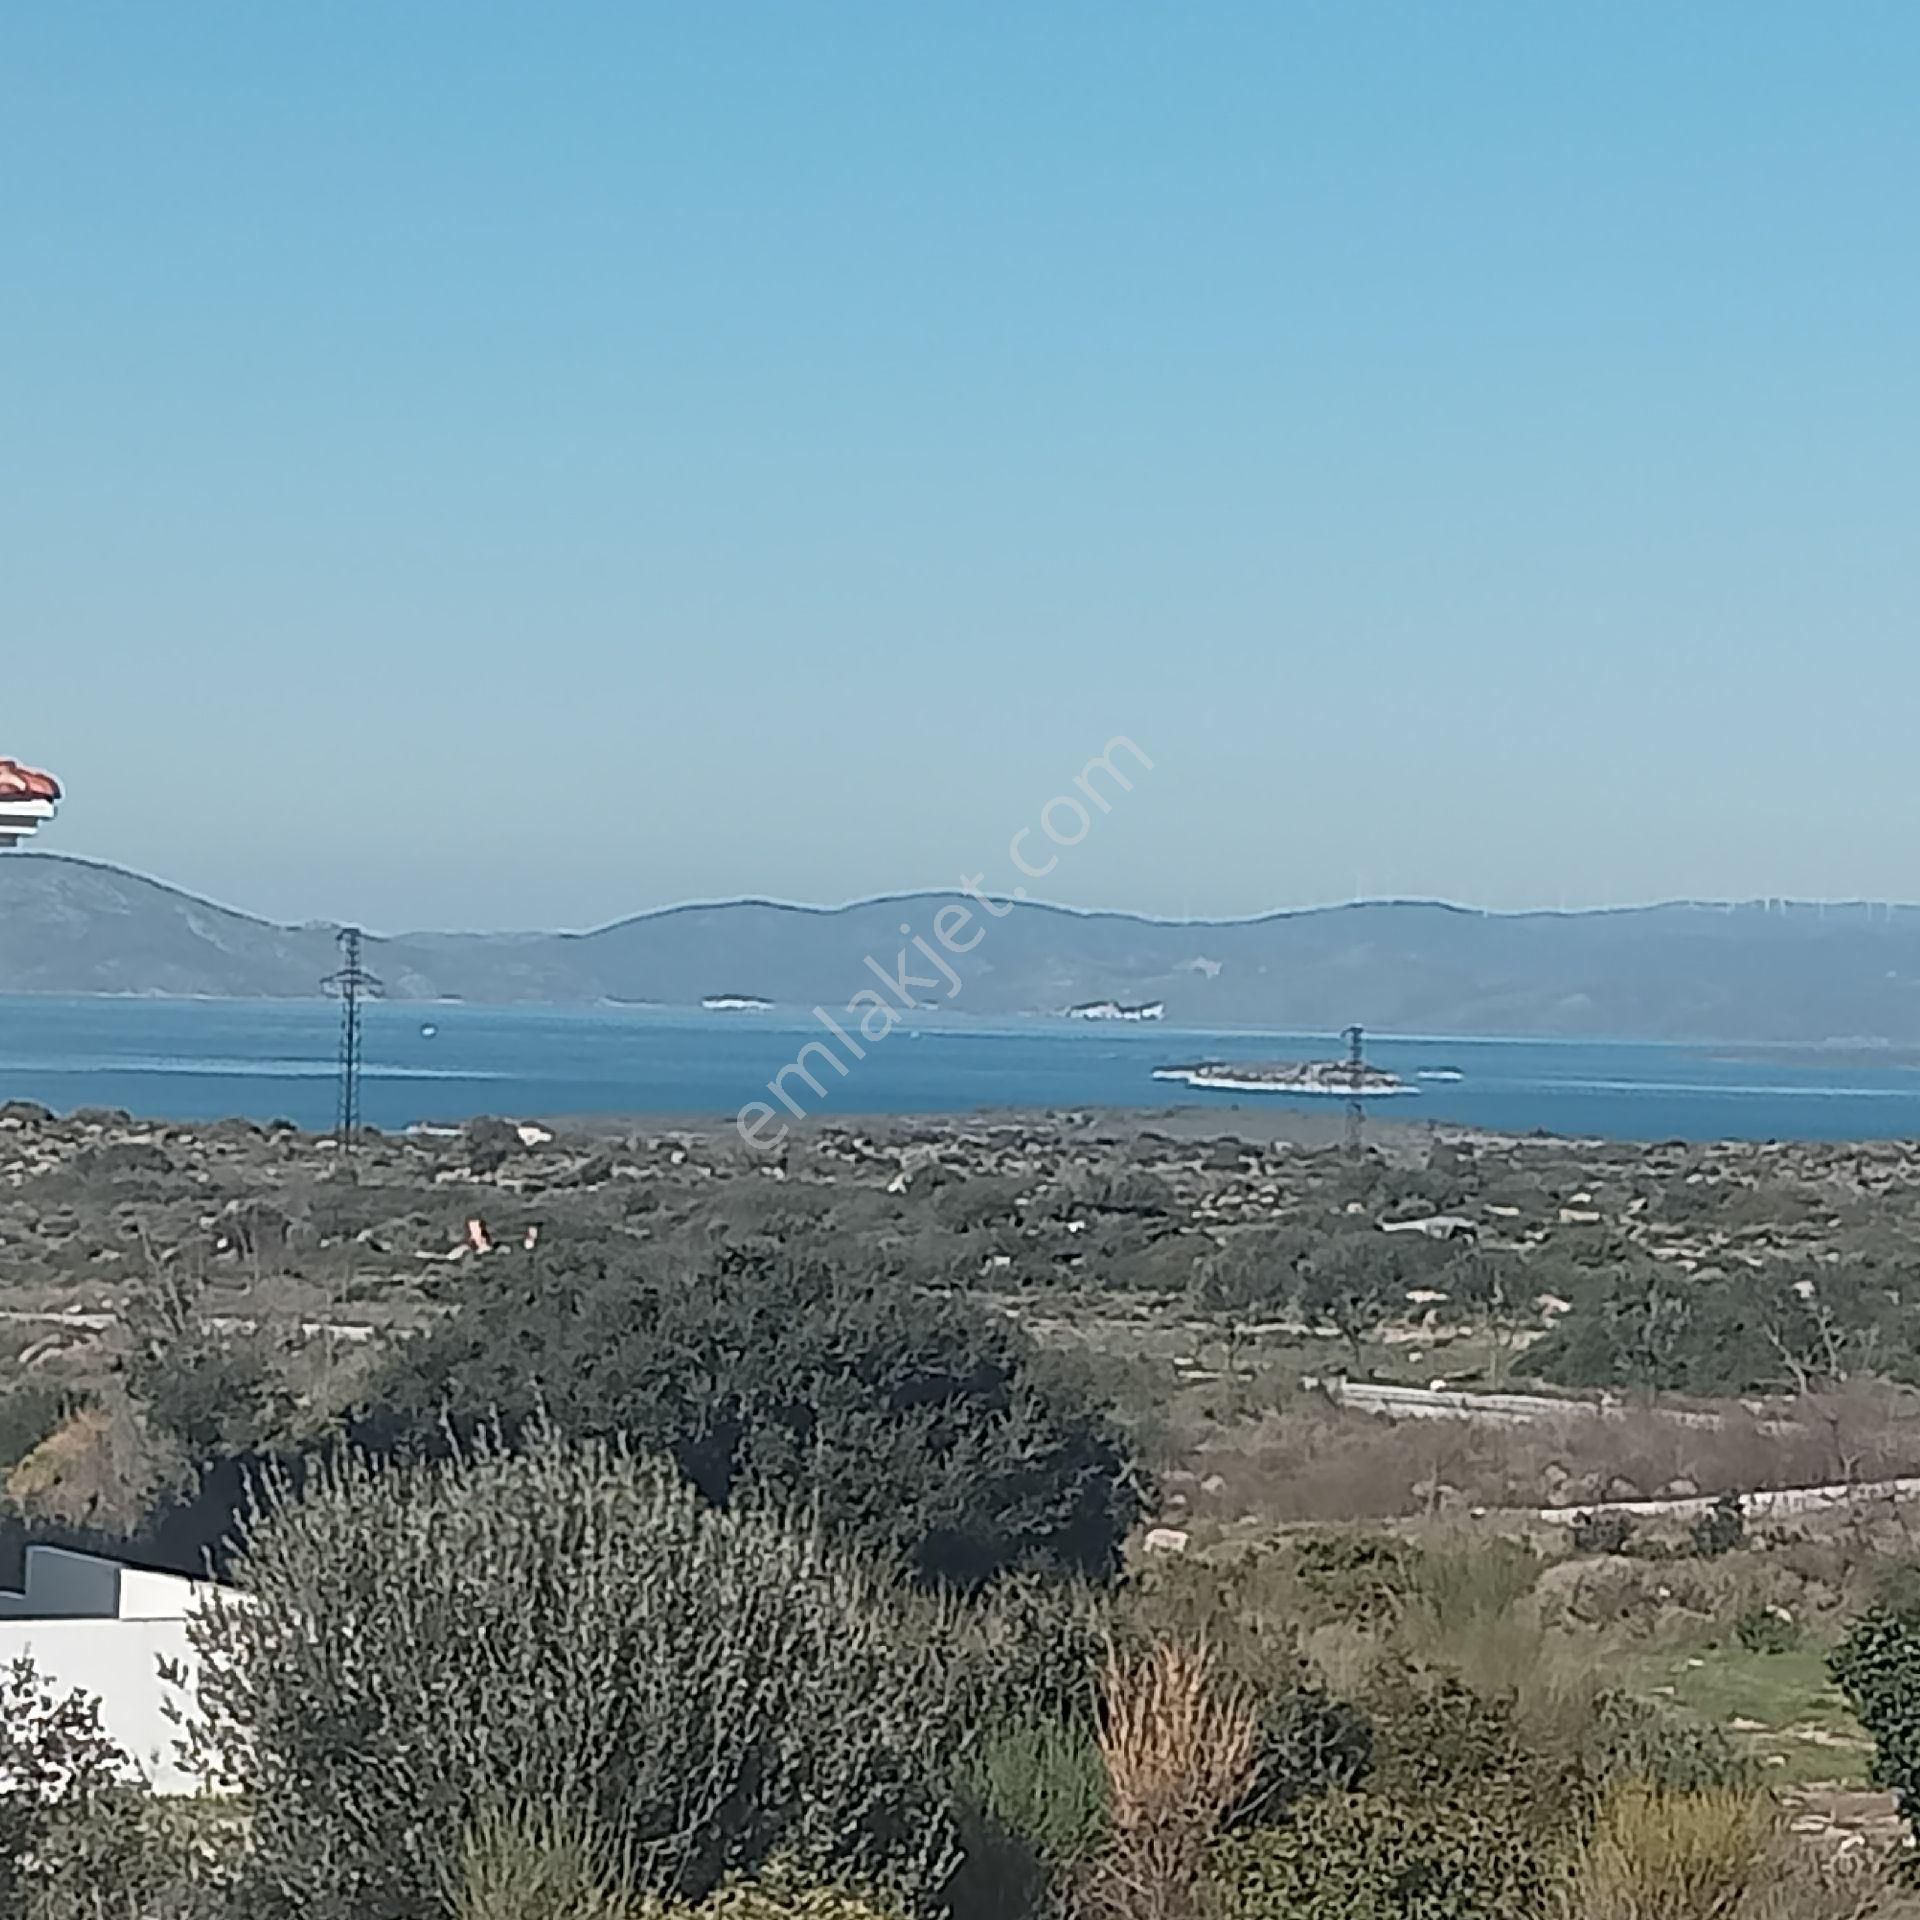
[6,853,1920,1043]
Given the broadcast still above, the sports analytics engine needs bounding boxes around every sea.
[3,995,1920,1144]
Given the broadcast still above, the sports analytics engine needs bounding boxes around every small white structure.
[0,758,61,849]
[0,1545,218,1792]
[0,795,57,848]
[1380,1214,1478,1241]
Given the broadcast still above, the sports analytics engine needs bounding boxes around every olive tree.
[190,1433,966,1920]
[358,1230,1147,1589]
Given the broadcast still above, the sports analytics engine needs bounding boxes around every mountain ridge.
[6,853,1920,1043]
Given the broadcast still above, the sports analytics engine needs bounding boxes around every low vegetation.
[9,1105,1920,1914]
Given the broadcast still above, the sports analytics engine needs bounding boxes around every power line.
[321,928,382,1146]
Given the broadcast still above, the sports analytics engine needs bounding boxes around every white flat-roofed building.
[0,1541,220,1792]
[0,796,56,848]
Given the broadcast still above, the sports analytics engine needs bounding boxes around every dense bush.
[1528,1260,1911,1396]
[1236,1684,1375,1828]
[1587,1694,1753,1796]
[359,1232,1147,1588]
[463,1115,525,1176]
[1833,1608,1920,1835]
[1292,1535,1420,1623]
[1204,1792,1547,1920]
[1364,1672,1599,1846]
[942,1574,1110,1737]
[190,1432,966,1920]
[964,1716,1108,1876]
[128,1329,292,1460]
[1364,1678,1540,1815]
[1688,1492,1747,1560]
[1571,1509,1639,1557]
[1733,1604,1800,1656]
[1193,1230,1316,1315]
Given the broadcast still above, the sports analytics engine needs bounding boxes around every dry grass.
[1088,1640,1258,1920]
[1567,1785,1777,1920]
[1177,1384,1920,1527]
[1564,1779,1920,1920]
[442,1799,641,1920]
[3,1392,168,1530]
[1741,1858,1920,1920]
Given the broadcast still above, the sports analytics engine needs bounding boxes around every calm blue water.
[1,997,1918,1142]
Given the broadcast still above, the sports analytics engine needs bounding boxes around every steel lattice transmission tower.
[322,927,382,1146]
[1343,1023,1367,1156]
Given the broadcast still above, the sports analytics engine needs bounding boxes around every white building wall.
[0,1618,204,1793]
[0,1550,223,1793]
[116,1567,206,1620]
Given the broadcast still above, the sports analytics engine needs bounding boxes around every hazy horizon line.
[16,850,1920,942]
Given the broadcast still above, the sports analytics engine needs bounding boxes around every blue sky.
[4,4,1916,931]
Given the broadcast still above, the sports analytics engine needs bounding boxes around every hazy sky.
[5,5,1916,932]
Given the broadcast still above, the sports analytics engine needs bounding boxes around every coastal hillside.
[6,853,1920,1042]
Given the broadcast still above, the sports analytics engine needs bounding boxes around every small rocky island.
[1152,1059,1417,1096]
[1065,1000,1166,1022]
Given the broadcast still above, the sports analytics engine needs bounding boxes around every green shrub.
[1365,1678,1530,1808]
[361,1232,1147,1588]
[1865,1558,1920,1619]
[963,1716,1109,1875]
[0,1658,190,1920]
[1733,1604,1800,1656]
[1689,1495,1747,1561]
[1237,1685,1374,1828]
[1294,1536,1420,1623]
[1361,1674,1591,1842]
[1587,1694,1754,1796]
[1833,1608,1920,1835]
[1404,1540,1539,1631]
[191,1432,964,1920]
[944,1575,1108,1732]
[1572,1510,1639,1557]
[128,1329,292,1460]
[442,1806,916,1920]
[1204,1791,1547,1919]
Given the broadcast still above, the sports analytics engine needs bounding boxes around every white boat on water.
[1152,1061,1418,1097]
[1417,1068,1466,1083]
